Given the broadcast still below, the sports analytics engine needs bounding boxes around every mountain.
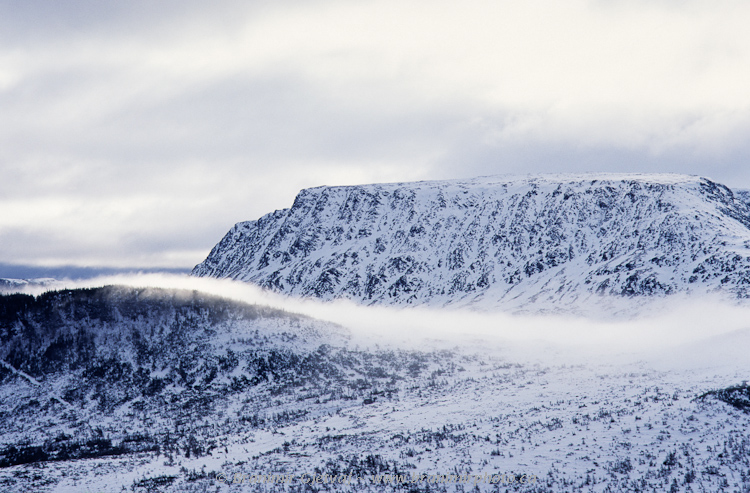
[0,278,58,293]
[192,173,750,312]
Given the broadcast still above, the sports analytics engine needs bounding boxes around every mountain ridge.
[192,173,750,312]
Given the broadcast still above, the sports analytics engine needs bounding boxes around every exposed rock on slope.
[193,174,750,310]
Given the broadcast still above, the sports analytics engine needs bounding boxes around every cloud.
[2,0,750,269]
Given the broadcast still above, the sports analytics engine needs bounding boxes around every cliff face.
[193,174,750,310]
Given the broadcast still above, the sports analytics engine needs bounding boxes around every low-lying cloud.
[15,273,748,372]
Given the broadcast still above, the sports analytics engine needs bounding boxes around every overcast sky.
[2,0,750,273]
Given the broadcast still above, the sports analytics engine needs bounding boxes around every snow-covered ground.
[1,276,748,492]
[7,336,748,492]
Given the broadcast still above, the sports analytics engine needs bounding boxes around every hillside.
[1,286,749,492]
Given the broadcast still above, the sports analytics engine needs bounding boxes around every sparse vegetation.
[1,287,750,492]
[698,382,750,412]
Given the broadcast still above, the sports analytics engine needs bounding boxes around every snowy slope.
[2,286,749,492]
[193,174,750,312]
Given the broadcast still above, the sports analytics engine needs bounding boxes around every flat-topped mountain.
[192,174,750,311]
[0,278,57,292]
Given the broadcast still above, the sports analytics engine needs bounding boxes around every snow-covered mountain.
[0,278,58,293]
[193,174,750,311]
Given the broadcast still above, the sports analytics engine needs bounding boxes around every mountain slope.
[192,173,750,311]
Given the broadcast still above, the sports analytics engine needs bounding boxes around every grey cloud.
[2,0,750,271]
[0,1,254,46]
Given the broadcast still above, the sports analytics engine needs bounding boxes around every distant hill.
[0,278,58,293]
